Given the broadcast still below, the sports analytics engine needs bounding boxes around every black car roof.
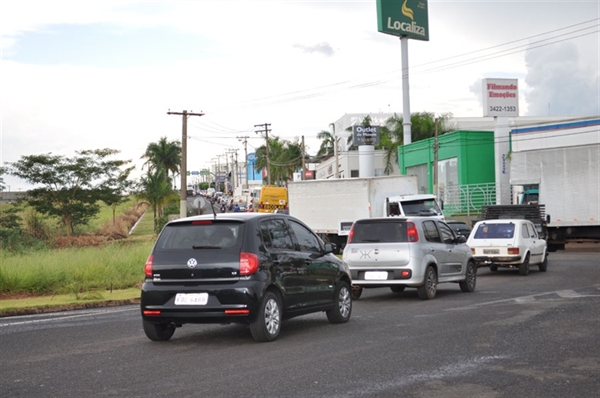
[167,212,287,225]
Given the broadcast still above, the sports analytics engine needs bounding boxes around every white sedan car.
[467,219,547,275]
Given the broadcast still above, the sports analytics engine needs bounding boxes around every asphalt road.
[1,247,598,398]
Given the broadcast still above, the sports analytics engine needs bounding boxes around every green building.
[398,130,495,215]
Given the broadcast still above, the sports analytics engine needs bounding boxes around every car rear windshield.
[352,221,408,243]
[155,221,242,250]
[473,223,515,239]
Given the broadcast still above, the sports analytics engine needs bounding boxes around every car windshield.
[473,223,515,239]
[402,199,442,216]
[156,222,242,249]
[351,222,408,243]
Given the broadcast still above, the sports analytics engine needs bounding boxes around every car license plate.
[174,293,208,305]
[483,249,500,254]
[364,271,388,280]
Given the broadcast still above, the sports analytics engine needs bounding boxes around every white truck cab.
[385,194,444,220]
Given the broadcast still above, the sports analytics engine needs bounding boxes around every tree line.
[0,111,448,245]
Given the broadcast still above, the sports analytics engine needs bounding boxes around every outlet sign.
[376,0,429,41]
[353,126,381,146]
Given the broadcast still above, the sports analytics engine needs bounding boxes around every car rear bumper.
[140,280,266,324]
[350,268,422,287]
[473,255,522,265]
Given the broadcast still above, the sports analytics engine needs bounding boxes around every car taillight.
[144,254,154,277]
[347,225,355,243]
[508,247,520,255]
[407,222,419,242]
[240,252,259,276]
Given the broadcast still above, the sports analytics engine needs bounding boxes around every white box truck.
[510,118,600,250]
[288,175,443,250]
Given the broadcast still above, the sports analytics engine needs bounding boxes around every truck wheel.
[490,266,498,272]
[519,254,530,276]
[390,286,405,293]
[417,266,437,300]
[539,254,548,272]
[351,285,363,300]
[459,261,477,292]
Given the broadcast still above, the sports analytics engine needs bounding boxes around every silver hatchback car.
[342,217,476,300]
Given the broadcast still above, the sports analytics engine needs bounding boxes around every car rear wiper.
[192,245,222,249]
[361,239,381,242]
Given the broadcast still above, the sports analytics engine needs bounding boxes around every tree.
[136,168,173,232]
[254,137,305,185]
[316,123,336,158]
[7,149,134,237]
[379,112,454,174]
[141,137,181,186]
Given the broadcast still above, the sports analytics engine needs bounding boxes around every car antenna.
[210,198,217,220]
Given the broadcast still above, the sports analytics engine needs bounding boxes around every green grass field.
[0,201,158,313]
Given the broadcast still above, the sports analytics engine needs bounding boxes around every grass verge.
[0,288,141,316]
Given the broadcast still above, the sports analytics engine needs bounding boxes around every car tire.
[326,281,352,324]
[417,266,437,300]
[539,254,548,272]
[142,320,175,342]
[250,291,281,342]
[459,261,477,293]
[390,286,406,293]
[490,266,498,272]
[519,254,530,276]
[351,285,363,300]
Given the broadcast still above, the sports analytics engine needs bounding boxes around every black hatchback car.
[141,212,352,342]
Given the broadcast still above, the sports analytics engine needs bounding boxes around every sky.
[1,0,599,191]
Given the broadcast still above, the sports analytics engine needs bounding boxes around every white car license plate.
[364,271,388,280]
[174,293,208,305]
[483,249,500,254]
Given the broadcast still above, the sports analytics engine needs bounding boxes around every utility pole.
[301,135,306,181]
[433,117,439,199]
[254,123,271,185]
[167,109,204,219]
[237,136,249,189]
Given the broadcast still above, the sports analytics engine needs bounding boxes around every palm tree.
[316,123,336,158]
[254,137,305,185]
[137,168,173,232]
[141,137,182,185]
[380,112,454,174]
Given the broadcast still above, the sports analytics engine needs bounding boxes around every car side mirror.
[456,235,467,244]
[324,243,335,254]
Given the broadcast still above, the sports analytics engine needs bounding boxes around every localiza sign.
[376,0,429,41]
[353,126,381,146]
[482,78,519,117]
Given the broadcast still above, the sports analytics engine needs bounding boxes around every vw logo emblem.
[187,258,198,268]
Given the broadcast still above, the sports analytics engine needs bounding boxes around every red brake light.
[192,220,213,225]
[407,222,419,242]
[240,252,259,276]
[508,247,520,255]
[144,254,154,277]
[347,225,355,243]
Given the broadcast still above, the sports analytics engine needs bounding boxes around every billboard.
[376,0,429,41]
[482,78,519,117]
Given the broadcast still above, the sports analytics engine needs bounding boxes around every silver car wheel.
[338,285,351,318]
[264,298,280,335]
